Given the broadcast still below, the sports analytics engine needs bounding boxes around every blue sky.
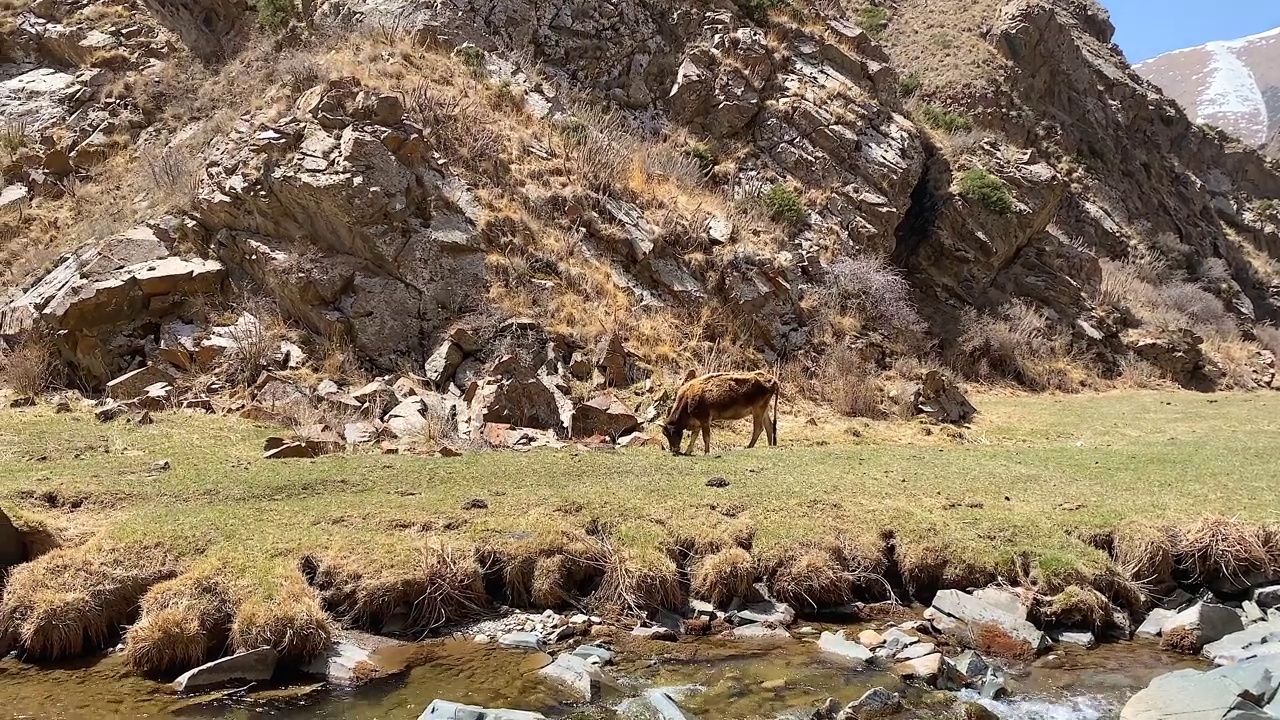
[1104,0,1280,62]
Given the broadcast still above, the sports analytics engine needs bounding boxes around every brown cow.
[662,371,779,455]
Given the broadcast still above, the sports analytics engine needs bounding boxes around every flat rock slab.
[892,653,963,690]
[570,645,615,666]
[498,632,546,652]
[538,653,604,702]
[1055,631,1097,649]
[929,589,1049,652]
[644,689,695,720]
[1163,603,1244,652]
[632,626,677,641]
[895,642,937,661]
[734,599,796,627]
[303,631,410,686]
[418,700,547,719]
[731,623,791,640]
[818,631,873,664]
[173,647,278,692]
[1121,654,1280,720]
[1137,608,1177,638]
[1203,622,1280,665]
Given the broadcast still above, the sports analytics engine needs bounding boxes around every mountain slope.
[1135,26,1280,147]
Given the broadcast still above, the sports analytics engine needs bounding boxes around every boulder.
[818,630,874,664]
[1161,603,1245,653]
[385,398,428,438]
[418,700,546,720]
[497,632,545,652]
[1137,608,1177,638]
[172,647,278,692]
[423,339,465,388]
[570,393,639,439]
[105,365,176,400]
[1121,654,1280,720]
[952,650,990,680]
[538,653,605,701]
[928,589,1050,653]
[569,645,615,666]
[303,631,410,686]
[893,653,964,690]
[731,622,791,640]
[857,629,886,648]
[839,687,901,719]
[734,598,796,627]
[973,587,1028,620]
[631,626,678,641]
[344,422,381,445]
[468,364,573,437]
[593,334,648,388]
[642,689,695,720]
[1202,622,1280,665]
[1253,586,1280,610]
[1055,631,1097,648]
[895,642,937,661]
[877,627,920,656]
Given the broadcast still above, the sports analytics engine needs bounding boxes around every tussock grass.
[1040,585,1112,633]
[123,570,232,675]
[230,570,331,661]
[690,547,756,607]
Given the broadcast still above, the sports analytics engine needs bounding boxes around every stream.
[0,626,1204,720]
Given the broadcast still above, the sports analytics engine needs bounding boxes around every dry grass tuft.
[497,530,606,609]
[763,544,854,609]
[970,621,1035,661]
[0,546,178,660]
[592,542,685,616]
[123,571,233,675]
[1112,522,1175,589]
[1173,515,1273,588]
[690,547,756,607]
[304,541,486,636]
[951,301,1085,392]
[0,334,59,396]
[1040,585,1112,633]
[230,571,332,662]
[1160,625,1199,654]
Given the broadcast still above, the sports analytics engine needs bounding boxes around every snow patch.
[1197,41,1268,144]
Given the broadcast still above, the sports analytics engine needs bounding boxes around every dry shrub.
[970,621,1035,661]
[1088,565,1151,615]
[231,575,331,662]
[814,255,928,354]
[690,547,756,607]
[762,536,888,609]
[1257,325,1280,358]
[1040,585,1111,633]
[951,301,1083,391]
[0,334,58,396]
[498,531,606,609]
[1205,338,1268,389]
[1160,625,1199,654]
[303,541,486,635]
[1113,523,1175,586]
[123,571,233,675]
[1173,515,1274,588]
[0,546,178,660]
[815,348,885,419]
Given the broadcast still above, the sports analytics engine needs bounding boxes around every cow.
[662,371,779,456]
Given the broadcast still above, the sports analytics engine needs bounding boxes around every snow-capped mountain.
[1136,26,1280,152]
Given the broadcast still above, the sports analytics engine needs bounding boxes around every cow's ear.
[682,369,697,383]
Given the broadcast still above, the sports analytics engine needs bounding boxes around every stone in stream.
[1160,602,1244,653]
[927,589,1050,653]
[632,626,678,641]
[733,598,796,627]
[1120,653,1280,720]
[1244,601,1267,625]
[731,622,791,640]
[1136,608,1176,638]
[303,631,409,686]
[418,700,547,719]
[818,630,874,664]
[876,627,919,656]
[1253,585,1280,610]
[840,686,901,718]
[642,689,695,720]
[972,587,1029,620]
[892,653,964,690]
[570,644,615,666]
[1054,631,1097,649]
[957,701,999,720]
[173,647,278,692]
[980,672,1010,700]
[538,652,605,701]
[857,629,886,648]
[498,632,546,652]
[951,650,990,680]
[1201,621,1280,665]
[894,642,937,661]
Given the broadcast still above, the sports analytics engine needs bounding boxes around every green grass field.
[1,390,1278,669]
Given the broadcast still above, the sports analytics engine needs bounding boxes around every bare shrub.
[951,302,1081,391]
[816,347,885,418]
[141,147,201,209]
[815,254,928,353]
[0,334,58,395]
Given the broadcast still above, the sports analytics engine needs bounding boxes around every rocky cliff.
[3,0,1280,421]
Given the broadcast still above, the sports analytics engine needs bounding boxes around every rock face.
[135,0,249,61]
[1121,653,1280,720]
[172,647,278,692]
[1202,621,1280,665]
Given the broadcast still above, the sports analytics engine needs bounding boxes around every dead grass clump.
[1173,515,1273,589]
[1160,625,1199,654]
[0,546,178,660]
[690,547,756,607]
[123,571,233,675]
[592,544,684,616]
[815,348,887,419]
[0,334,59,396]
[970,621,1035,662]
[497,531,606,609]
[1112,522,1175,589]
[303,541,486,635]
[950,302,1084,392]
[813,254,929,355]
[1205,338,1268,389]
[230,571,331,662]
[1040,585,1111,633]
[761,538,890,608]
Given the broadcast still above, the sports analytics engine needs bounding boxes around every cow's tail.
[771,377,780,446]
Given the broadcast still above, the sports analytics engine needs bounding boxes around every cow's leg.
[701,423,711,455]
[684,422,699,455]
[747,412,763,448]
[765,407,777,446]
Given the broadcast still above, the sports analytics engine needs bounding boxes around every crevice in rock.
[891,139,947,267]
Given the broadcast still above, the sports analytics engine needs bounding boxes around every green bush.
[856,6,891,38]
[739,0,787,25]
[457,45,486,74]
[898,73,921,98]
[918,104,973,133]
[685,143,717,174]
[763,184,806,225]
[257,0,295,30]
[957,168,1014,214]
[1256,199,1280,220]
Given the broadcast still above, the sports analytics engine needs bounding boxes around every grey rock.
[1121,654,1280,720]
[1202,622,1280,665]
[303,631,409,686]
[735,599,796,627]
[878,627,919,655]
[818,631,874,664]
[840,686,901,719]
[929,589,1050,652]
[1137,608,1177,638]
[644,689,695,720]
[895,642,937,661]
[1244,601,1267,625]
[1253,586,1280,610]
[654,608,684,633]
[418,700,547,720]
[952,650,990,680]
[893,653,964,690]
[973,587,1029,620]
[570,644,615,666]
[1162,603,1245,652]
[538,653,604,701]
[632,626,677,641]
[980,672,1010,700]
[173,647,278,692]
[731,623,791,640]
[497,632,546,652]
[1164,588,1197,611]
[1055,631,1098,648]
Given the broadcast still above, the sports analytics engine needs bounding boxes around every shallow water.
[0,633,1205,720]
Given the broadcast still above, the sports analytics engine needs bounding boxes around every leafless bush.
[951,301,1081,391]
[1157,281,1235,338]
[815,347,885,418]
[814,255,928,353]
[0,334,59,395]
[279,52,322,96]
[556,105,633,195]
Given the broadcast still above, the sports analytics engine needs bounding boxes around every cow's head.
[662,422,683,455]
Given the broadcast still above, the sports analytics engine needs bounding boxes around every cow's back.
[680,372,775,419]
